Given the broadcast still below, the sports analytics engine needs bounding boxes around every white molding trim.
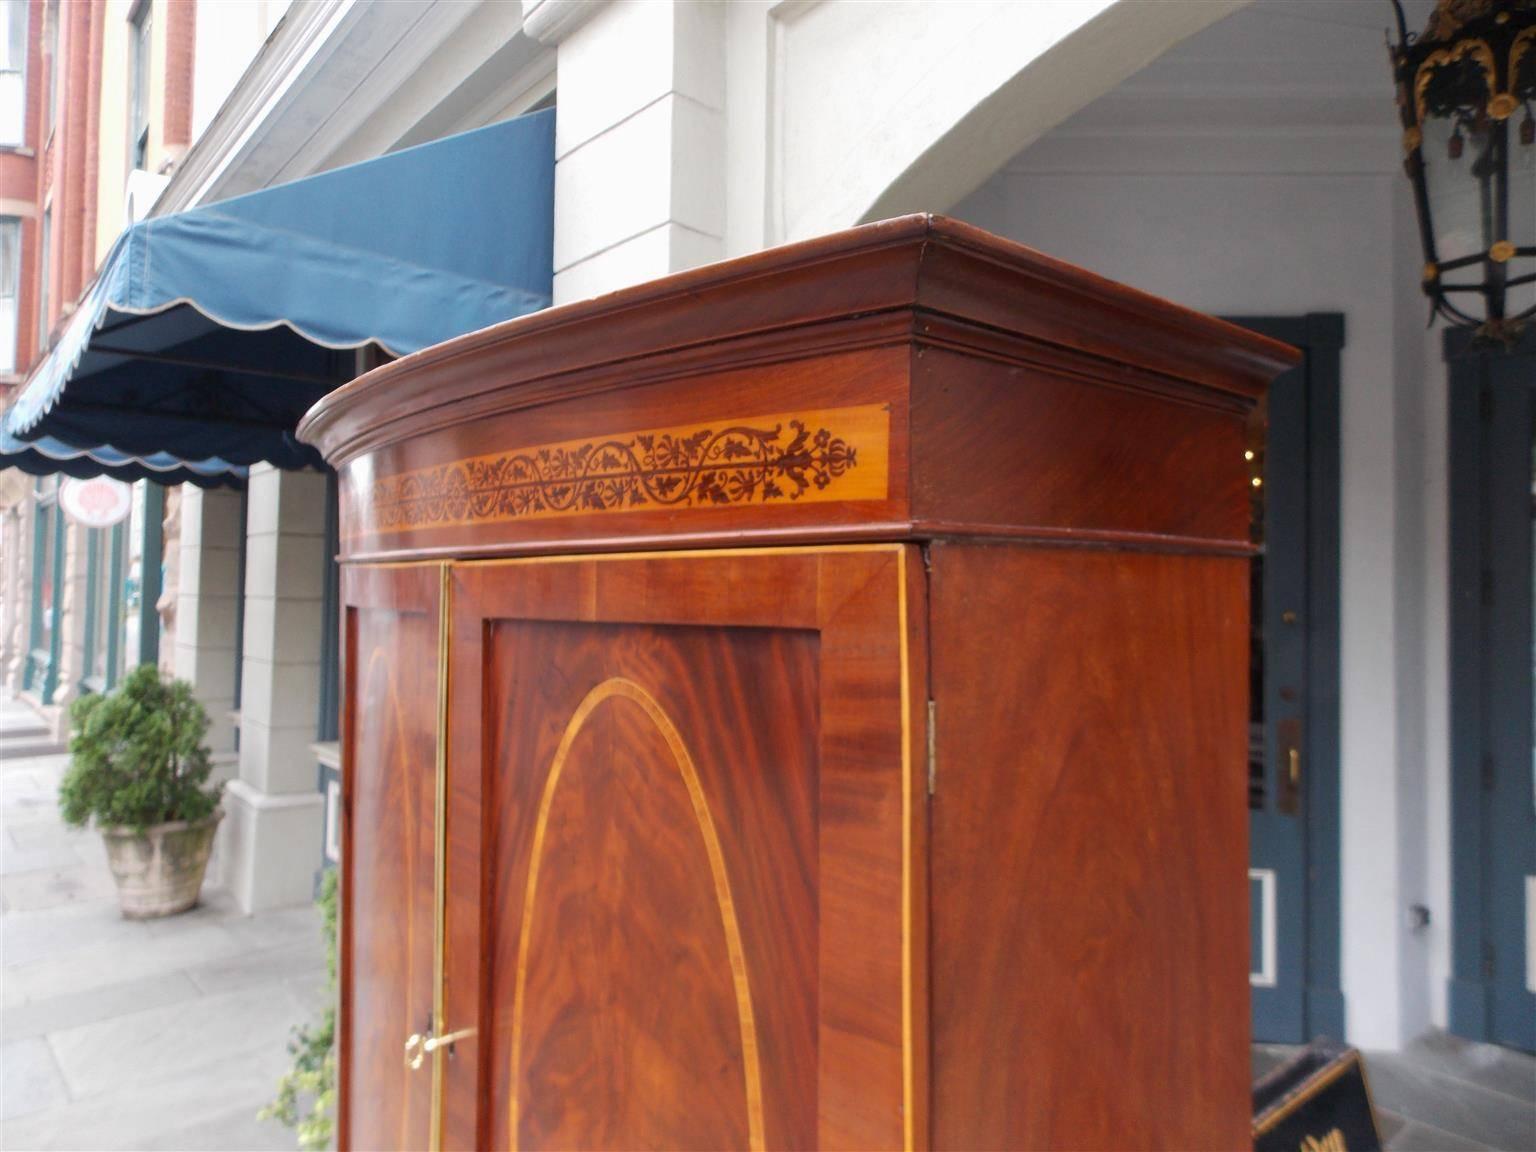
[309,739,341,771]
[1527,875,1535,995]
[521,0,606,45]
[1249,867,1278,989]
[159,0,546,212]
[225,777,327,811]
[156,0,361,214]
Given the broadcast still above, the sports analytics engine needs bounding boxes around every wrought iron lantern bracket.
[1389,0,1536,342]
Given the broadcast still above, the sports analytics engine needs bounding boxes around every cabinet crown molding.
[298,214,1296,469]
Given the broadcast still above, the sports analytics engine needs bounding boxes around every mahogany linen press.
[297,215,1298,1151]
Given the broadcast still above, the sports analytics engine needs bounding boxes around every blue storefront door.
[1448,331,1536,1053]
[1235,316,1345,1045]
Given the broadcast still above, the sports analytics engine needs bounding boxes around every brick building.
[1,0,200,738]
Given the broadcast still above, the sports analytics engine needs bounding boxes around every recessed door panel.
[490,623,819,1151]
[446,548,922,1152]
[341,567,441,1152]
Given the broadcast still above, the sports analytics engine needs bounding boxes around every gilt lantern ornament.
[1390,0,1536,339]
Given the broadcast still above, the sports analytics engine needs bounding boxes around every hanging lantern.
[1390,0,1536,340]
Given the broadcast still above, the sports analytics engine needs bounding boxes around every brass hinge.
[926,699,937,795]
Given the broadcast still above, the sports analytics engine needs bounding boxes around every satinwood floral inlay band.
[351,404,890,536]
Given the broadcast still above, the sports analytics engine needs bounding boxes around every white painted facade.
[950,2,1447,1048]
[6,0,1477,1049]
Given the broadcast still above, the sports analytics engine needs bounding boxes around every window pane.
[0,217,16,374]
[37,208,49,348]
[0,1,23,147]
[1,0,25,73]
[130,7,150,170]
[44,0,56,132]
[0,216,18,294]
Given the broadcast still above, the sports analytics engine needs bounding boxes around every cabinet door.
[340,564,442,1151]
[445,546,927,1151]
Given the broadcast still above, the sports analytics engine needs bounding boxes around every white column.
[52,521,90,712]
[532,0,726,304]
[0,502,23,695]
[174,484,243,758]
[223,464,325,913]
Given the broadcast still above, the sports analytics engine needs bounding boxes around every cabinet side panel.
[928,542,1249,1150]
[910,347,1252,548]
[342,601,439,1152]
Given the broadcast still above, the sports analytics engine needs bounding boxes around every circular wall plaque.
[60,477,133,528]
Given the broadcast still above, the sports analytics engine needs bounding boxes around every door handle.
[404,1026,477,1070]
[1277,716,1303,815]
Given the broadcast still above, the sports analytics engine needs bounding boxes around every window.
[36,206,50,349]
[43,0,56,137]
[0,217,18,373]
[0,0,26,146]
[128,2,150,171]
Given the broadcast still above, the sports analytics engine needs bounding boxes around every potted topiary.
[59,665,224,919]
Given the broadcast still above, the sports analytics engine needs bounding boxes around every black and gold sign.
[1253,1042,1382,1152]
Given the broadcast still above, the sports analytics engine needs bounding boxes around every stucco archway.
[768,0,1251,242]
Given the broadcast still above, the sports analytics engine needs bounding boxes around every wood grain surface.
[927,541,1251,1151]
[319,218,1296,1151]
[443,547,921,1150]
[302,215,1295,563]
[339,565,441,1152]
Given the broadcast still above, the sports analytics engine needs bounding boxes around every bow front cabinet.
[298,216,1297,1151]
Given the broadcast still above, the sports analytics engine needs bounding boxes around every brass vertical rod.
[430,562,451,1151]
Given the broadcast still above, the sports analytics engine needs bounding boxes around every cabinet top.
[297,215,1295,468]
[303,216,1298,563]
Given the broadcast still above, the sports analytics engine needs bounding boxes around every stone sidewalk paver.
[1,719,324,1151]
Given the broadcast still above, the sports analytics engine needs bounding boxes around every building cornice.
[153,0,545,215]
[154,0,362,214]
[520,0,605,45]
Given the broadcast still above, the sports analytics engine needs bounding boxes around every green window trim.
[136,482,163,667]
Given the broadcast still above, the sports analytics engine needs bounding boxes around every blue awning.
[1,109,553,476]
[0,426,245,488]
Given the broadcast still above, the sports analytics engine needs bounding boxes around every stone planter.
[100,809,223,919]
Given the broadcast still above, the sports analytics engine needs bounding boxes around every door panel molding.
[1250,868,1278,989]
[338,562,443,1152]
[1446,324,1536,1051]
[444,544,928,1150]
[1229,313,1345,1042]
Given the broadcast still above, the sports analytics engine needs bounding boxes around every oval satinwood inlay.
[509,677,764,1152]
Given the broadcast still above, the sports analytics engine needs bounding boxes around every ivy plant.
[59,665,221,832]
[262,867,338,1151]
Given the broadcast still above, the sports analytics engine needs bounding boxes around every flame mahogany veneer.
[300,215,1298,1151]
